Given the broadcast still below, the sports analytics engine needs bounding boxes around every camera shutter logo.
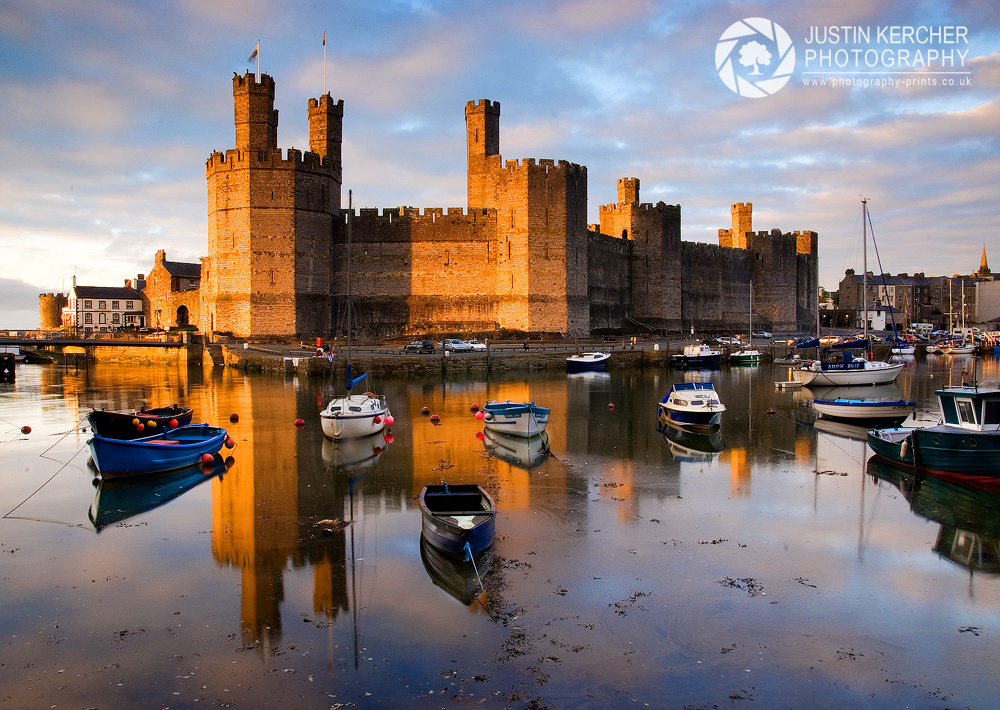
[716,18,795,97]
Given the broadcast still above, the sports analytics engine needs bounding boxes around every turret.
[465,99,501,209]
[233,72,278,151]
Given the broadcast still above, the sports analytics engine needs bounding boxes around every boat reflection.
[812,418,871,441]
[483,428,550,470]
[867,457,1000,575]
[420,535,493,606]
[658,422,725,463]
[321,430,390,470]
[89,459,225,532]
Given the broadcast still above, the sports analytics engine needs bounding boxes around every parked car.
[442,339,471,352]
[751,331,772,339]
[403,340,435,353]
[464,339,487,351]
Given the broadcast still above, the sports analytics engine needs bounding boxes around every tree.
[739,41,772,75]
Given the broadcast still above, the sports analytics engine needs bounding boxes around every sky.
[0,0,997,329]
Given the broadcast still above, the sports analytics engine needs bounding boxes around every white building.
[62,277,146,333]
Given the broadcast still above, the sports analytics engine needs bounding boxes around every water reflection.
[867,457,1000,576]
[89,458,225,531]
[419,536,493,607]
[321,430,390,470]
[482,428,551,469]
[659,423,725,463]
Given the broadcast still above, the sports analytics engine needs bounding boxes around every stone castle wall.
[39,293,67,329]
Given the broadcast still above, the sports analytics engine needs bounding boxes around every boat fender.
[483,412,493,421]
[363,392,375,397]
[900,439,908,459]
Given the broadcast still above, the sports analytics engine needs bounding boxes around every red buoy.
[373,446,383,456]
[224,437,236,449]
[470,403,480,411]
[421,407,430,415]
[766,407,776,416]
[608,403,615,410]
[384,433,394,444]
[430,413,440,423]
[385,415,394,426]
[20,425,30,435]
[475,410,485,420]
[373,415,382,424]
[224,456,235,468]
[201,453,214,464]
[475,431,485,441]
[134,422,145,431]
[230,413,239,423]
[294,418,305,429]
[169,419,179,428]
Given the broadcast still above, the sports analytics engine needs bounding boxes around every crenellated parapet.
[205,147,337,174]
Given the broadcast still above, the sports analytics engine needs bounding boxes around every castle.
[44,72,819,338]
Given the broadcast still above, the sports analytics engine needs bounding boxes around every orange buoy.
[475,410,485,420]
[132,418,140,426]
[230,413,239,423]
[20,425,30,435]
[169,419,179,428]
[146,420,157,429]
[294,418,305,429]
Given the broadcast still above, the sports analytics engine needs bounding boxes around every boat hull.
[320,393,390,440]
[868,426,1000,489]
[812,399,915,421]
[566,352,610,372]
[87,424,228,478]
[658,404,722,433]
[87,405,194,440]
[729,350,761,365]
[482,401,549,438]
[419,484,496,558]
[792,361,904,386]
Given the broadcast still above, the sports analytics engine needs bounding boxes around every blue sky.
[1,0,997,328]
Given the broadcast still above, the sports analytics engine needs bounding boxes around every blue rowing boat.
[87,424,228,479]
[419,484,496,558]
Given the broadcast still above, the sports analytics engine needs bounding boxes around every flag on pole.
[323,31,326,46]
[248,42,259,62]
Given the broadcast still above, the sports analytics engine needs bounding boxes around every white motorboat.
[481,400,549,438]
[320,392,390,440]
[657,382,726,433]
[791,351,904,386]
[566,352,610,372]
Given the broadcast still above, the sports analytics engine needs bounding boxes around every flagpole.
[256,39,260,82]
[323,31,327,95]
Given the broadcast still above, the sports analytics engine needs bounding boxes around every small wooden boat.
[87,404,193,440]
[89,458,224,531]
[566,352,610,372]
[419,484,496,558]
[481,400,549,438]
[658,382,726,433]
[87,424,228,478]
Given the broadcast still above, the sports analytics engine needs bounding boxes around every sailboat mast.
[862,199,868,341]
[347,190,352,378]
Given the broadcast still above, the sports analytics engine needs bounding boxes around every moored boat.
[87,404,194,440]
[867,383,1000,489]
[419,484,496,558]
[481,400,549,438]
[566,352,610,372]
[790,349,903,386]
[320,391,391,440]
[728,348,762,365]
[671,344,721,369]
[810,384,915,422]
[87,423,228,478]
[657,382,726,433]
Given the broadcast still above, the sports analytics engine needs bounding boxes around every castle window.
[510,209,515,229]
[545,244,549,260]
[622,229,628,239]
[112,301,119,309]
[508,241,512,260]
[445,250,450,265]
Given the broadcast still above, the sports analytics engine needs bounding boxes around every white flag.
[248,42,259,62]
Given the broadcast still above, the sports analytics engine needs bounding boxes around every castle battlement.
[205,147,336,173]
[502,157,586,175]
[307,95,344,115]
[599,201,680,216]
[340,206,496,226]
[466,99,501,115]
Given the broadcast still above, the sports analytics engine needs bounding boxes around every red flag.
[323,31,326,46]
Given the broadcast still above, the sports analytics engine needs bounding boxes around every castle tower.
[719,202,753,249]
[465,100,501,210]
[203,73,338,338]
[234,73,278,151]
[39,293,67,329]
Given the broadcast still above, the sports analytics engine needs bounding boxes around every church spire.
[978,245,991,277]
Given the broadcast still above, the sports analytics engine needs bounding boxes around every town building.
[61,276,146,333]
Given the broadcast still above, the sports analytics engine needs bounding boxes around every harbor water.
[2,354,999,709]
